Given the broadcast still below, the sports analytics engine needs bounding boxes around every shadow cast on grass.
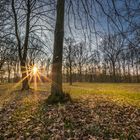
[38,97,140,139]
[0,92,139,139]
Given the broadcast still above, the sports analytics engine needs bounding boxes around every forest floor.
[0,83,140,140]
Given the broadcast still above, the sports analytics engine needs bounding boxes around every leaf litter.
[0,91,139,140]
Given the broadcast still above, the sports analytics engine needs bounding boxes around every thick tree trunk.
[48,0,66,103]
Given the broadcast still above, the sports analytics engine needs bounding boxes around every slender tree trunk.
[21,60,29,90]
[122,61,126,81]
[112,61,116,82]
[128,63,131,82]
[79,63,82,82]
[69,64,72,85]
[66,66,69,83]
[7,62,11,83]
[12,0,30,90]
[0,62,4,70]
[136,63,139,82]
[69,45,72,85]
[118,61,121,82]
[136,54,139,82]
[48,0,66,103]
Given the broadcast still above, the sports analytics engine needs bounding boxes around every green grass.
[0,82,140,107]
[63,83,140,107]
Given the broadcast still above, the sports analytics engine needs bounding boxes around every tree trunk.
[66,66,69,83]
[12,0,31,90]
[128,63,131,82]
[48,0,66,103]
[136,54,139,82]
[0,61,4,70]
[21,61,29,90]
[69,45,72,85]
[7,62,11,83]
[112,61,116,82]
[79,63,82,82]
[69,64,72,85]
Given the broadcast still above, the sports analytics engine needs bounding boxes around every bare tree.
[47,0,67,103]
[99,34,125,82]
[10,0,55,90]
[64,37,76,85]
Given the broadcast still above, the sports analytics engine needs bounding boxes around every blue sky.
[64,0,140,48]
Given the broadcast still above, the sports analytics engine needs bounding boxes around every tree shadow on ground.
[38,95,140,139]
[0,93,139,140]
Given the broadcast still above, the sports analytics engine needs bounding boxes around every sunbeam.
[32,66,38,75]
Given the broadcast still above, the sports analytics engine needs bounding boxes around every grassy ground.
[30,82,140,107]
[64,83,140,107]
[0,82,140,139]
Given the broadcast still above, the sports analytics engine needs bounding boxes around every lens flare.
[33,66,38,75]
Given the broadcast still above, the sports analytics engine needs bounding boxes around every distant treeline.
[62,36,140,84]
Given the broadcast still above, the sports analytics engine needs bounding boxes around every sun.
[32,66,38,75]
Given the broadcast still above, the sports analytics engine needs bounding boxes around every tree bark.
[69,45,72,85]
[21,61,29,90]
[7,62,11,83]
[69,64,72,85]
[12,0,30,90]
[49,0,65,102]
[111,61,116,82]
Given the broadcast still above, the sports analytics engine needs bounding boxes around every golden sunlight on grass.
[0,83,140,139]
